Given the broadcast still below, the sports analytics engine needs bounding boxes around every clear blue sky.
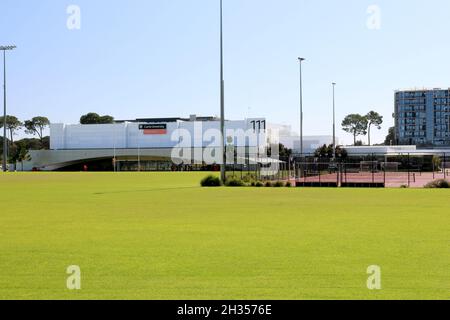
[2,0,450,144]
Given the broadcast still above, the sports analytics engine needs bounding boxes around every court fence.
[225,152,450,188]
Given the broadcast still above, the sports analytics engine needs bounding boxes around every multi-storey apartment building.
[395,88,450,146]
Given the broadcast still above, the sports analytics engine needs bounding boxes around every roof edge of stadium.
[115,116,220,123]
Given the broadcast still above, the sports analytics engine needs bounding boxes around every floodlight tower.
[219,0,226,182]
[1,45,16,172]
[332,82,337,159]
[298,57,305,158]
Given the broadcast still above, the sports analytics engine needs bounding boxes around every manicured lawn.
[0,172,449,300]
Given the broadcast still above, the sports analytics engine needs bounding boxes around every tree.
[10,141,31,171]
[0,136,10,163]
[279,143,293,158]
[366,111,383,146]
[80,113,114,124]
[384,127,396,146]
[99,115,114,124]
[315,144,333,158]
[335,146,348,159]
[14,137,49,151]
[342,114,368,145]
[314,144,348,159]
[0,115,23,145]
[267,143,292,158]
[24,117,50,142]
[80,113,100,124]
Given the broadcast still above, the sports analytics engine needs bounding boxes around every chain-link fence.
[224,152,449,188]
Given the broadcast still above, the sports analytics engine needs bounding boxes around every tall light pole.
[1,45,16,172]
[298,57,305,158]
[220,0,226,182]
[332,82,336,160]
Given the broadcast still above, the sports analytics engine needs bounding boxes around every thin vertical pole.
[288,157,291,181]
[345,163,347,184]
[113,125,117,172]
[138,145,141,172]
[332,82,336,159]
[408,153,411,187]
[2,51,7,172]
[299,58,304,159]
[318,163,321,186]
[255,156,258,181]
[372,153,375,183]
[444,153,447,179]
[219,0,226,183]
[433,159,435,180]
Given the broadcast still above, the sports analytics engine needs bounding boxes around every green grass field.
[0,172,449,300]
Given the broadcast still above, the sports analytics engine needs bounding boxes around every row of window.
[434,140,450,145]
[399,125,426,130]
[434,106,450,111]
[434,98,450,104]
[400,132,426,137]
[398,112,428,118]
[434,127,450,133]
[398,112,449,119]
[396,92,427,98]
[397,106,426,112]
[433,91,450,97]
[397,105,450,111]
[398,119,426,125]
[396,100,426,106]
[435,118,450,124]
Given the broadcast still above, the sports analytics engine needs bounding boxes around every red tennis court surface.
[293,171,450,188]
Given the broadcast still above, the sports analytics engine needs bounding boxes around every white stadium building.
[21,115,336,171]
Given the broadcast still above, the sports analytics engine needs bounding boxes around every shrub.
[200,175,222,187]
[250,181,256,187]
[242,175,256,183]
[225,178,246,187]
[264,181,273,188]
[285,181,292,188]
[424,179,450,189]
[400,184,409,189]
[255,181,264,187]
[273,181,284,188]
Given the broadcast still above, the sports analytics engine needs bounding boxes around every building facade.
[395,88,450,146]
[23,116,268,171]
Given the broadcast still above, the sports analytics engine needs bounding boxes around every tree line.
[0,112,115,170]
[0,116,50,145]
[0,116,50,170]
